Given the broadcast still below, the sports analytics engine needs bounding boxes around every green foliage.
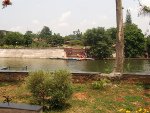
[63,31,83,46]
[26,70,73,109]
[48,33,64,47]
[4,32,24,46]
[64,35,77,41]
[49,70,73,109]
[124,95,143,102]
[84,27,106,46]
[72,84,87,92]
[1,80,150,113]
[26,70,50,105]
[126,9,132,24]
[89,41,113,59]
[124,24,145,58]
[69,40,83,46]
[91,78,111,90]
[0,32,5,46]
[84,27,113,58]
[31,41,49,48]
[146,35,150,57]
[92,81,104,90]
[24,31,33,47]
[73,29,82,40]
[39,26,52,41]
[106,27,117,43]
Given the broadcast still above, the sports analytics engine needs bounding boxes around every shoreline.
[0,49,149,60]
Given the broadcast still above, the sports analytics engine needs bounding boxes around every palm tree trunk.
[115,0,124,75]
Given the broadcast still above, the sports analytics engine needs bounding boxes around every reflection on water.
[124,59,150,73]
[0,58,150,73]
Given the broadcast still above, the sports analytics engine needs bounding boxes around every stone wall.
[0,71,150,84]
[0,49,66,59]
[0,72,28,81]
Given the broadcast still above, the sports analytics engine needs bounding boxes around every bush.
[26,70,73,109]
[26,71,51,105]
[49,70,73,109]
[69,40,83,46]
[91,78,111,90]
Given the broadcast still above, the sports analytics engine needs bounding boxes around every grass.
[0,81,150,113]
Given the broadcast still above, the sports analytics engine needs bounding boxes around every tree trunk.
[115,0,124,75]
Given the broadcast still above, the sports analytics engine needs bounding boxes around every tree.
[4,32,24,46]
[89,42,113,59]
[39,26,52,42]
[25,31,33,36]
[106,27,117,44]
[24,31,33,47]
[114,0,149,75]
[126,9,132,24]
[48,33,64,47]
[83,27,113,59]
[73,29,82,40]
[84,27,107,46]
[146,35,150,57]
[138,0,150,58]
[124,8,145,58]
[63,35,73,45]
[63,33,83,46]
[0,31,6,46]
[115,0,124,74]
[124,24,145,58]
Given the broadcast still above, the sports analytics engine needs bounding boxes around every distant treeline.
[0,23,150,59]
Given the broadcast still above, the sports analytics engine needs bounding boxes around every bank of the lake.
[0,49,66,59]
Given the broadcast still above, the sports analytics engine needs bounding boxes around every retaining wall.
[0,71,150,84]
[0,49,66,59]
[0,71,28,81]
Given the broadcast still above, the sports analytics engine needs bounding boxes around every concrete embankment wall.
[0,71,150,84]
[0,49,66,58]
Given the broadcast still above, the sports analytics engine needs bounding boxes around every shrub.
[69,40,83,46]
[49,70,73,109]
[91,78,111,90]
[26,70,51,105]
[26,70,73,109]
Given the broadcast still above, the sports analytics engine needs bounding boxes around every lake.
[0,58,150,73]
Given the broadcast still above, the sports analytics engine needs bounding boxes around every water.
[0,58,150,73]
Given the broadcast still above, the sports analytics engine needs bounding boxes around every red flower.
[2,0,12,9]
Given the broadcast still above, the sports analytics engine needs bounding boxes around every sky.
[0,0,149,36]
